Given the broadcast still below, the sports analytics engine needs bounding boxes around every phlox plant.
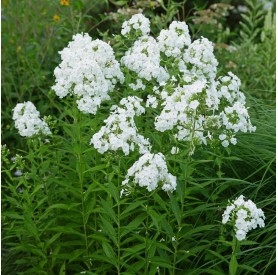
[2,14,266,274]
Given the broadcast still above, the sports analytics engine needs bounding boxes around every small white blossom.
[157,21,191,57]
[129,79,146,91]
[182,37,218,80]
[13,102,51,137]
[121,14,150,37]
[90,96,151,155]
[14,170,23,177]
[122,152,176,192]
[146,95,158,108]
[222,195,265,241]
[121,36,169,84]
[170,147,180,154]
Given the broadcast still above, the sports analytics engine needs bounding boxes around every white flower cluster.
[120,15,256,152]
[158,21,191,57]
[52,33,124,114]
[146,95,158,108]
[129,79,146,91]
[222,195,265,241]
[84,14,256,194]
[121,13,150,36]
[155,72,255,150]
[122,152,176,192]
[13,102,51,137]
[181,37,218,81]
[155,80,206,133]
[121,36,169,84]
[90,96,150,155]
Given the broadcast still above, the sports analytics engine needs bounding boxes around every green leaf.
[49,226,84,237]
[100,198,117,224]
[121,200,145,216]
[169,193,181,224]
[109,0,129,6]
[59,261,66,275]
[69,249,86,263]
[123,243,146,254]
[46,203,81,212]
[106,181,119,202]
[149,208,163,229]
[238,240,258,246]
[102,242,117,266]
[160,218,174,237]
[200,269,225,275]
[45,233,62,248]
[84,181,101,201]
[239,264,259,273]
[150,256,173,269]
[83,164,108,174]
[207,250,229,263]
[229,254,238,275]
[153,193,168,211]
[4,212,23,220]
[122,213,146,237]
[100,215,117,246]
[181,225,217,238]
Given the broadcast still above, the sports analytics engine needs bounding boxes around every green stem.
[117,199,121,274]
[74,112,90,266]
[145,194,150,274]
[117,158,121,275]
[229,234,239,275]
[172,242,177,275]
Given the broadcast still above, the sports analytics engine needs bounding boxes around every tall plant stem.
[172,241,178,275]
[145,194,150,274]
[74,112,90,266]
[117,158,121,275]
[229,234,239,275]
[117,199,121,275]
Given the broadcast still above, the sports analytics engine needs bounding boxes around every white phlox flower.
[129,79,146,91]
[155,80,207,145]
[217,72,245,104]
[220,101,256,133]
[146,95,158,108]
[170,147,180,155]
[181,37,218,81]
[222,195,265,241]
[157,21,191,57]
[121,36,169,84]
[122,152,176,192]
[90,96,151,155]
[155,70,255,151]
[13,102,51,137]
[52,33,124,114]
[121,13,150,37]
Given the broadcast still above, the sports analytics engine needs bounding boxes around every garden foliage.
[2,1,275,274]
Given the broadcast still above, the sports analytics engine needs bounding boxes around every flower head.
[222,195,265,241]
[60,0,69,6]
[52,33,124,114]
[53,14,60,22]
[13,102,51,137]
[90,96,150,155]
[122,152,176,193]
[121,13,150,37]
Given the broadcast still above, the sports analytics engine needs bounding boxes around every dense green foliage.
[2,0,275,274]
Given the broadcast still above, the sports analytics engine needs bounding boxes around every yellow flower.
[60,0,70,6]
[16,46,21,53]
[53,14,60,22]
